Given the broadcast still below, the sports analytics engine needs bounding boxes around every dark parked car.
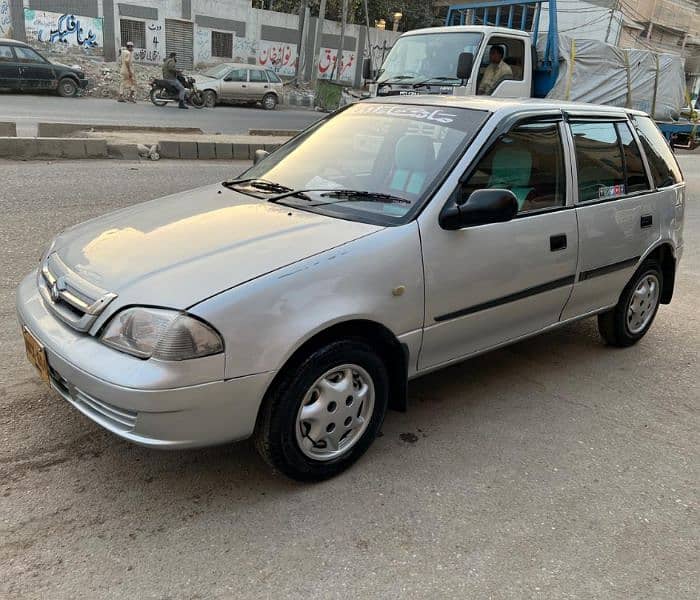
[0,38,88,97]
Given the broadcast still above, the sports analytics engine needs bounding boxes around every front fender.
[191,223,425,380]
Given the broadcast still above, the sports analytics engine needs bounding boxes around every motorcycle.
[149,72,205,108]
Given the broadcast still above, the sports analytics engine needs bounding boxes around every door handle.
[641,214,653,228]
[550,234,567,252]
[264,85,269,88]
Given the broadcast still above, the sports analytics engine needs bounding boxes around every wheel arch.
[262,319,409,413]
[641,241,677,304]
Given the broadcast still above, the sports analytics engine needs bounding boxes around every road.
[1,158,698,599]
[0,93,324,135]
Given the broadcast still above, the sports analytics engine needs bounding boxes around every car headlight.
[101,307,223,360]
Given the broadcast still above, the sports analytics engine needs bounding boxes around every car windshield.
[377,32,483,84]
[234,102,489,225]
[201,64,232,79]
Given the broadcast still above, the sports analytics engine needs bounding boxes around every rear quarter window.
[266,70,281,83]
[632,115,683,188]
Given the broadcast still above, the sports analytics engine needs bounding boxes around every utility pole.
[311,0,328,84]
[333,0,349,81]
[296,0,309,83]
[605,0,619,44]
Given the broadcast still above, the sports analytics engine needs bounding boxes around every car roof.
[364,95,649,118]
[0,38,29,46]
[207,62,268,70]
[401,25,532,39]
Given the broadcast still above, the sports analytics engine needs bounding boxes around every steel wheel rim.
[204,92,216,107]
[626,273,660,334]
[263,95,276,109]
[295,364,375,462]
[61,81,75,95]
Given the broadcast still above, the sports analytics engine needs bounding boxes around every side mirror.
[362,58,372,81]
[440,188,518,230]
[253,149,269,165]
[456,52,474,81]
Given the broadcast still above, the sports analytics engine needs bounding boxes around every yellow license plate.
[22,327,50,384]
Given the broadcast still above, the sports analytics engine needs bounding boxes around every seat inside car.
[389,135,436,195]
[487,144,534,208]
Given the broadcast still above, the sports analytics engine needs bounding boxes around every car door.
[560,115,666,320]
[247,68,270,101]
[418,116,579,370]
[14,45,56,90]
[219,67,248,100]
[0,44,21,90]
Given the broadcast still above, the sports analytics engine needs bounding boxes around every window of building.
[461,121,566,212]
[120,19,146,50]
[570,121,626,202]
[616,122,650,194]
[632,116,682,188]
[249,69,266,82]
[211,31,233,59]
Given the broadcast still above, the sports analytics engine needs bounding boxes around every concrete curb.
[0,122,17,137]
[0,137,108,159]
[157,140,282,160]
[37,123,204,137]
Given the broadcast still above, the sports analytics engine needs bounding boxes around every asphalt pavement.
[0,93,324,135]
[0,158,698,599]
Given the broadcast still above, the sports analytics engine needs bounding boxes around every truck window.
[616,122,650,194]
[632,116,682,188]
[461,121,565,213]
[570,122,626,202]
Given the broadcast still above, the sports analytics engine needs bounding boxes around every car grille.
[51,370,137,432]
[38,253,117,333]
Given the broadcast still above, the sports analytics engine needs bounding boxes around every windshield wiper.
[222,178,294,195]
[377,75,416,84]
[319,190,411,205]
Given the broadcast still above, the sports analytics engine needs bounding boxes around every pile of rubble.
[47,53,162,100]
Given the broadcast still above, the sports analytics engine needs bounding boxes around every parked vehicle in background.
[193,62,282,109]
[16,97,685,481]
[150,72,205,108]
[0,38,88,97]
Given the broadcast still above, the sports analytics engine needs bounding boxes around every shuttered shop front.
[165,20,194,70]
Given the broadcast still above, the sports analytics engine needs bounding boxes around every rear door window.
[632,115,682,188]
[616,122,650,194]
[570,121,626,202]
[13,46,44,63]
[249,70,266,83]
[0,45,14,61]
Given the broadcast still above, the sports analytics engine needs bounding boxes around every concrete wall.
[6,0,400,84]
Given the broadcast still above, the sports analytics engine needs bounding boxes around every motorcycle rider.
[163,52,188,109]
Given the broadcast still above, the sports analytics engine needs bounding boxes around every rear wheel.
[598,259,663,347]
[254,340,389,481]
[202,90,217,108]
[149,87,169,107]
[261,93,278,110]
[57,78,78,97]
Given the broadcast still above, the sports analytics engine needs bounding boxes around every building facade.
[1,0,399,86]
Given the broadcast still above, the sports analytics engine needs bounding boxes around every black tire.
[57,78,78,97]
[189,90,205,109]
[254,339,389,481]
[261,93,278,110]
[202,90,217,108]
[149,87,168,107]
[598,259,663,347]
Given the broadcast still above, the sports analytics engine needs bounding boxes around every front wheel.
[254,340,389,481]
[261,93,278,110]
[149,87,169,107]
[202,90,217,108]
[598,259,663,347]
[189,90,205,108]
[57,78,78,97]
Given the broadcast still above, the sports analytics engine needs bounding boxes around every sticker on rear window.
[598,184,626,199]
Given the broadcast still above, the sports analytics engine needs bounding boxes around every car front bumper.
[16,272,273,449]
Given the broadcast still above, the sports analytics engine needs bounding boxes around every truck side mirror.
[457,52,474,81]
[362,58,372,81]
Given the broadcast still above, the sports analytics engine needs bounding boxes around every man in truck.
[478,45,512,95]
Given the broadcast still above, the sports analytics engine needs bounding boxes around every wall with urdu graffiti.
[0,0,12,38]
[24,8,103,55]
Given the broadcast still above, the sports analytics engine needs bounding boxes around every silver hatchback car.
[193,62,283,109]
[17,97,685,480]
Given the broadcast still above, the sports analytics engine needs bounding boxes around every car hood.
[51,61,81,73]
[51,183,383,309]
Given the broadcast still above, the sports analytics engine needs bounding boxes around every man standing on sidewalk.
[163,52,188,109]
[118,41,136,103]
